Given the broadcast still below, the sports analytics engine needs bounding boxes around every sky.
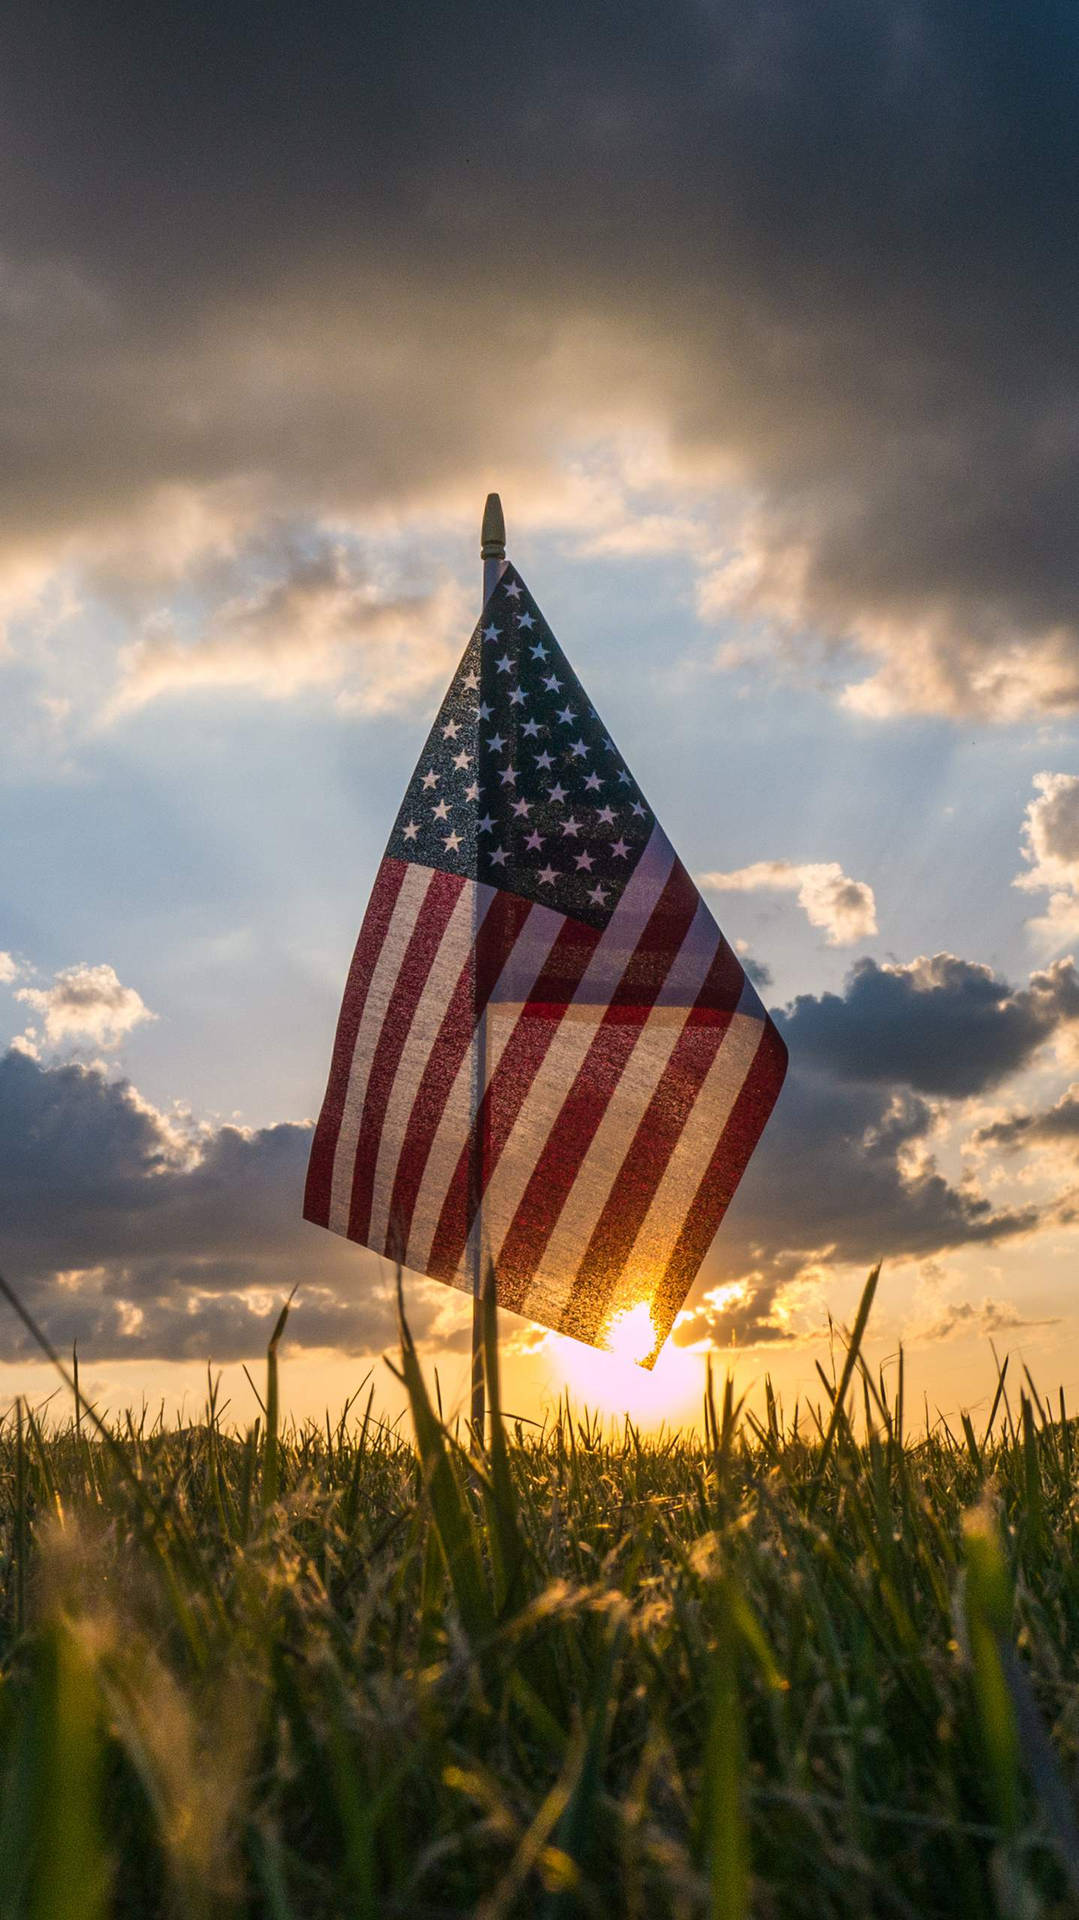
[2,0,1079,1432]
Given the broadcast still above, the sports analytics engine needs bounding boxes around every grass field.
[2,1265,1079,1919]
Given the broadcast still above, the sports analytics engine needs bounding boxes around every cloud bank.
[678,948,1079,1347]
[2,938,1074,1363]
[1,2,1079,716]
[0,1049,431,1364]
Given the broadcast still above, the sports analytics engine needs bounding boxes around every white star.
[603,736,616,753]
[530,641,548,662]
[495,653,513,674]
[441,718,460,740]
[618,769,631,786]
[596,805,616,826]
[503,578,522,599]
[522,717,541,737]
[422,771,438,790]
[537,864,558,885]
[542,674,562,694]
[583,772,603,792]
[555,705,576,725]
[462,669,479,691]
[631,800,646,817]
[486,731,506,753]
[534,750,554,770]
[575,849,594,871]
[562,816,582,837]
[511,796,532,818]
[443,830,462,853]
[482,623,500,642]
[499,765,518,787]
[587,884,609,907]
[489,846,509,867]
[611,838,630,859]
[477,812,495,833]
[432,798,450,821]
[477,701,494,722]
[547,781,567,804]
[517,610,535,629]
[524,829,544,851]
[569,737,589,759]
[402,819,419,841]
[452,749,470,770]
[508,686,527,707]
[464,781,481,803]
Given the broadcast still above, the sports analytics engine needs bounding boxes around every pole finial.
[481,492,506,560]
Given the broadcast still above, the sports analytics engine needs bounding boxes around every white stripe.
[366,882,494,1256]
[402,901,567,1274]
[453,829,680,1283]
[327,863,435,1236]
[518,899,722,1327]
[618,1009,765,1299]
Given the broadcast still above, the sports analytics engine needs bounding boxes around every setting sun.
[544,1302,705,1427]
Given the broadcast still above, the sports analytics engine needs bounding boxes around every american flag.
[303,564,787,1366]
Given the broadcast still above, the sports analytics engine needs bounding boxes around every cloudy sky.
[3,0,1079,1428]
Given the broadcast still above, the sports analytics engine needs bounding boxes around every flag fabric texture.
[304,565,787,1366]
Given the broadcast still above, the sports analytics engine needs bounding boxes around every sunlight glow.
[602,1300,658,1367]
[543,1297,705,1428]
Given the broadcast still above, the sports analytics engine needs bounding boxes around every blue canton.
[388,566,652,929]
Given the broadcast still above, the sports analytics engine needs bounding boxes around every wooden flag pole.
[469,492,506,1445]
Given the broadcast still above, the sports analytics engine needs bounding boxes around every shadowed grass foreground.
[1,1268,1079,1918]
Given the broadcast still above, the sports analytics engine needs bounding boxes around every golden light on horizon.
[543,1292,704,1426]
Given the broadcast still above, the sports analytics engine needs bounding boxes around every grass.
[1,1266,1079,1916]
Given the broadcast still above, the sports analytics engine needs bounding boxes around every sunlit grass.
[1,1265,1079,1916]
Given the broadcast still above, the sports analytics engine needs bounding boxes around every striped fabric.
[304,566,787,1366]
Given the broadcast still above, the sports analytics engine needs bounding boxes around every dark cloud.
[976,1084,1079,1155]
[0,1049,436,1363]
[777,954,1079,1097]
[672,1281,808,1351]
[0,944,1069,1364]
[714,1069,1034,1280]
[741,954,773,991]
[674,952,1071,1345]
[1,3,1078,711]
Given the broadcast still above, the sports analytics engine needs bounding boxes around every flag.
[303,563,787,1367]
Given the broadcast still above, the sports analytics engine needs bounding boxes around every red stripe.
[567,941,748,1343]
[496,861,702,1311]
[344,869,466,1246]
[425,914,603,1282]
[385,890,534,1260]
[684,930,745,1013]
[643,1013,789,1368]
[303,858,408,1228]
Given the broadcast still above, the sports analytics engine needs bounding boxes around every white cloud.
[0,952,18,984]
[1015,772,1079,945]
[16,963,156,1051]
[700,858,878,946]
[107,545,469,717]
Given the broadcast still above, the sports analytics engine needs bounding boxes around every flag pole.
[470,492,506,1445]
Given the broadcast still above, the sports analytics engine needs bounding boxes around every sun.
[603,1300,658,1367]
[543,1297,705,1427]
